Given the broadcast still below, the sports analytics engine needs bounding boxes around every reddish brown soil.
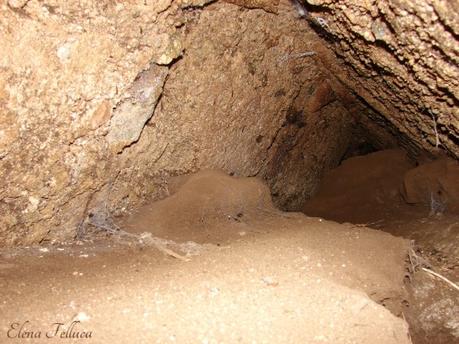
[303,150,459,344]
[0,170,412,343]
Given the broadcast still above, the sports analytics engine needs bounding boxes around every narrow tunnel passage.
[0,1,458,343]
[302,149,459,343]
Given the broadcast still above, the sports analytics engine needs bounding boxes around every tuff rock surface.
[303,0,459,157]
[0,0,362,245]
[0,0,457,245]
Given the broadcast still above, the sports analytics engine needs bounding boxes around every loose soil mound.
[302,150,459,344]
[0,170,411,343]
[303,149,414,223]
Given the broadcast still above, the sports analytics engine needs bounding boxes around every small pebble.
[261,276,279,287]
[74,311,91,322]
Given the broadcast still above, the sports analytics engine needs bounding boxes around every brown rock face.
[303,0,459,158]
[111,2,362,214]
[0,0,457,246]
[0,0,183,245]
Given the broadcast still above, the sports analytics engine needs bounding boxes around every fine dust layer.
[302,150,459,344]
[0,171,411,343]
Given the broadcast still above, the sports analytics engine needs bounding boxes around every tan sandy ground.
[0,170,411,343]
[303,150,459,344]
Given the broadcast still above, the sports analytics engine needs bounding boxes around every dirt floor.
[303,149,459,344]
[1,169,413,343]
[0,154,457,343]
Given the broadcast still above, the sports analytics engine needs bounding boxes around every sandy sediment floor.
[0,170,411,343]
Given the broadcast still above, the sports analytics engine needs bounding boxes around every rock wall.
[0,0,185,245]
[302,0,459,158]
[114,2,362,214]
[0,0,371,246]
[3,0,454,246]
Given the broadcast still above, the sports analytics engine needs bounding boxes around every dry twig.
[421,267,459,292]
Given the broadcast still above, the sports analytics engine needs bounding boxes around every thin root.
[421,267,459,292]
